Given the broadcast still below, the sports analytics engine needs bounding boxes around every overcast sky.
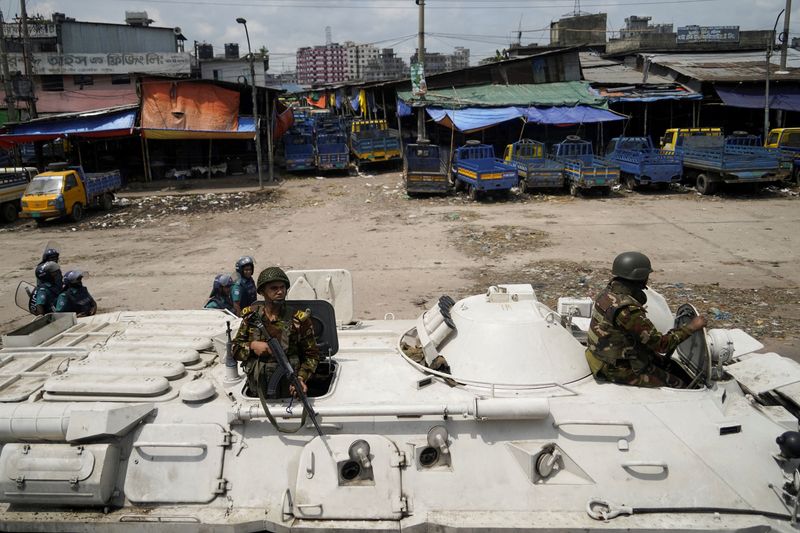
[16,0,800,72]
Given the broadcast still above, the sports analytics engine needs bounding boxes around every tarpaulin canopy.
[426,105,624,132]
[398,81,605,108]
[597,85,702,103]
[142,116,256,140]
[715,84,800,112]
[396,99,413,117]
[0,106,137,146]
[141,80,240,133]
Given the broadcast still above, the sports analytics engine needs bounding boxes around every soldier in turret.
[232,266,319,399]
[585,251,707,388]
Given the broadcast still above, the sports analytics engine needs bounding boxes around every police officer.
[204,274,235,313]
[30,261,62,315]
[55,270,97,317]
[585,251,707,388]
[232,267,319,399]
[231,256,257,316]
[39,247,60,267]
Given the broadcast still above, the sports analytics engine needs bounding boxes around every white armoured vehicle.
[2,269,800,532]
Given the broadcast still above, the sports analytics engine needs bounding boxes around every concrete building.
[343,41,379,81]
[606,23,772,56]
[363,48,407,82]
[0,11,190,118]
[550,13,607,47]
[296,43,347,85]
[619,16,672,40]
[410,47,471,75]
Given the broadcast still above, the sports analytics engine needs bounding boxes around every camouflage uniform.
[586,280,693,388]
[232,302,320,398]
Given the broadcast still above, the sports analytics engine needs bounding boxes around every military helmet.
[256,266,290,292]
[63,270,84,286]
[213,273,234,291]
[41,248,60,264]
[35,261,60,281]
[611,251,653,281]
[235,256,255,275]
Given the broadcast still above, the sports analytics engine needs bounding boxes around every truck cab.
[0,167,38,222]
[660,128,722,152]
[765,128,800,183]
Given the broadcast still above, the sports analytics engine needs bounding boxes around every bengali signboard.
[2,22,57,38]
[6,52,192,75]
[677,25,740,44]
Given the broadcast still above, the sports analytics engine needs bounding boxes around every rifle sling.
[252,357,308,434]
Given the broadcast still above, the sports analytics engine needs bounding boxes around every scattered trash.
[708,307,732,320]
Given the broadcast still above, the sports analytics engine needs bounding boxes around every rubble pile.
[466,260,798,340]
[450,224,549,258]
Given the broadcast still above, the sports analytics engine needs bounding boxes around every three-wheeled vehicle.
[503,139,564,193]
[605,136,682,191]
[552,136,619,196]
[403,141,449,196]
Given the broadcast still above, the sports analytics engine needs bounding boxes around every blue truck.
[552,137,619,196]
[316,133,349,171]
[349,119,401,168]
[676,135,785,195]
[502,139,564,193]
[605,136,682,191]
[452,141,517,200]
[283,131,316,172]
[404,142,450,196]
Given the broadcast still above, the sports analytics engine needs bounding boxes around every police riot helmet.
[63,270,84,286]
[611,251,653,281]
[235,256,255,275]
[41,248,60,264]
[35,261,60,281]
[213,273,235,292]
[256,266,290,293]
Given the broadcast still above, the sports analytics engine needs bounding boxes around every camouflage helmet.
[256,266,290,292]
[611,251,653,281]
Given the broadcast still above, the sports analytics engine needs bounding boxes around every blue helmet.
[35,261,61,281]
[41,248,60,264]
[235,256,255,275]
[63,270,84,286]
[213,273,234,292]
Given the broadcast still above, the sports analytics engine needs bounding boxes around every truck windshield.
[25,176,63,195]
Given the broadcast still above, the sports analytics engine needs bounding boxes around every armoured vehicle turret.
[1,269,800,532]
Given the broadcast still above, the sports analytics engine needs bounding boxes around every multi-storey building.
[0,11,190,118]
[410,47,471,75]
[343,41,379,81]
[296,43,347,85]
[363,48,407,82]
[198,44,269,86]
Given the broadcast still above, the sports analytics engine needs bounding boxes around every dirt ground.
[1,170,798,359]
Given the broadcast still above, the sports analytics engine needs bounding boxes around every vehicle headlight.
[21,200,27,208]
[47,199,56,207]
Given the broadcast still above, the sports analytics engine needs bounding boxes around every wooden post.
[207,138,212,179]
[142,136,152,182]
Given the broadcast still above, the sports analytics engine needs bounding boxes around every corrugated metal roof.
[646,49,800,82]
[397,81,604,108]
[582,64,675,85]
[579,52,620,68]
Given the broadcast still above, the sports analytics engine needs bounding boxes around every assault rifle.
[253,315,324,438]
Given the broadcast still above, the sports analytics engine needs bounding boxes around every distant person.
[232,256,257,316]
[30,261,62,315]
[55,270,97,317]
[585,251,707,388]
[232,267,319,399]
[204,273,235,313]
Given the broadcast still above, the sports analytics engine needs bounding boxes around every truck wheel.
[695,174,716,195]
[624,174,637,191]
[599,186,611,197]
[468,185,480,201]
[569,183,580,197]
[519,179,528,194]
[454,179,464,192]
[1,202,18,223]
[101,193,113,211]
[71,203,85,222]
[34,218,47,227]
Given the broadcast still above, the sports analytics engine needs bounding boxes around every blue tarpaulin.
[426,105,624,132]
[0,107,137,144]
[397,99,413,117]
[715,85,800,112]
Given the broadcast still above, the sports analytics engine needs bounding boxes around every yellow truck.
[20,163,121,224]
[0,167,38,222]
[659,128,722,152]
[765,128,800,184]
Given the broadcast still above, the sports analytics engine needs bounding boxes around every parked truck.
[283,131,316,172]
[349,119,401,168]
[20,164,121,224]
[316,133,349,171]
[0,167,38,222]
[552,136,619,196]
[503,139,564,193]
[452,141,517,200]
[660,127,722,152]
[404,141,450,196]
[605,136,682,191]
[675,135,784,195]
[765,127,800,184]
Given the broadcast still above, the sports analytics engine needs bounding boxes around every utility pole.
[0,11,19,123]
[20,0,36,118]
[416,0,426,142]
[777,0,792,126]
[236,17,263,189]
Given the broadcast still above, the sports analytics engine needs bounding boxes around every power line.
[103,0,720,8]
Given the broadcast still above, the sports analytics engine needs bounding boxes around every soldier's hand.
[250,340,272,357]
[688,315,708,332]
[289,379,307,398]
